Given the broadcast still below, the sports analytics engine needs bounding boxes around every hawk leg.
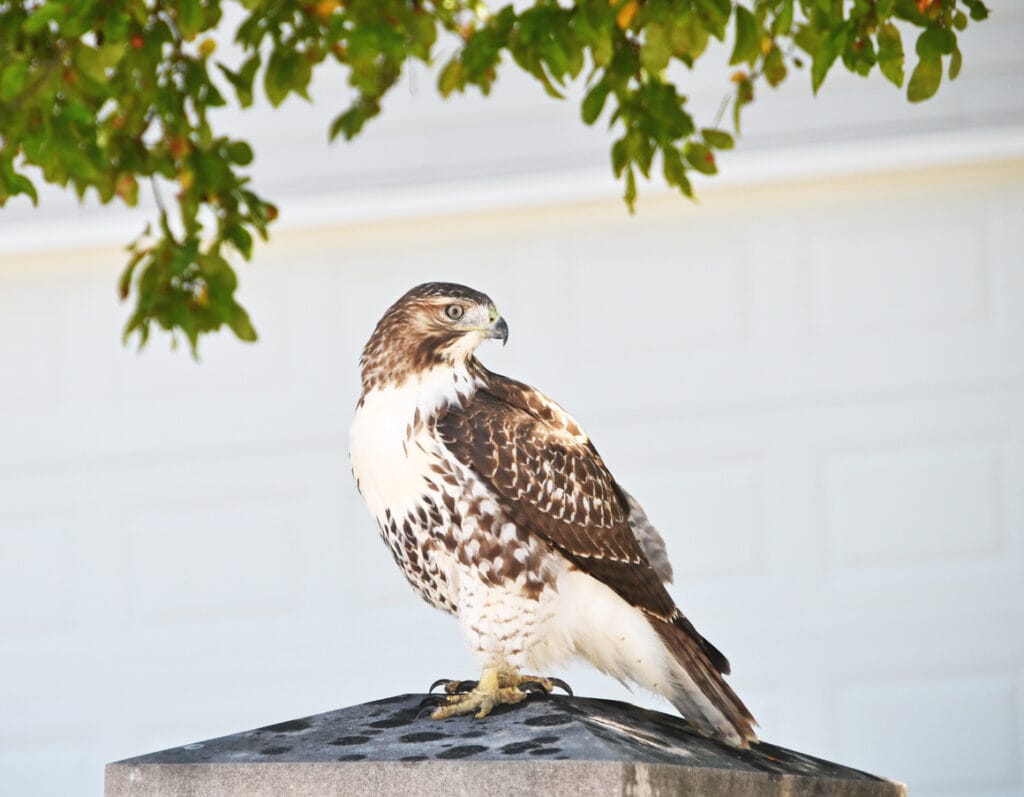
[424,668,572,720]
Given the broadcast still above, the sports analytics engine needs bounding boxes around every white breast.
[349,365,480,522]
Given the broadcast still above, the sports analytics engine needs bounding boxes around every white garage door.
[1,154,1021,795]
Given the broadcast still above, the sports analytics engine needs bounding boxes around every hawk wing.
[621,487,674,585]
[435,370,728,674]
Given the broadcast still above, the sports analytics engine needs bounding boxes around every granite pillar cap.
[107,694,906,797]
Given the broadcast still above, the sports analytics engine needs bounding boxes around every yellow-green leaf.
[907,57,941,102]
[0,61,28,100]
[582,80,610,125]
[684,141,717,174]
[949,46,962,80]
[729,6,759,66]
[877,23,904,87]
[701,128,734,150]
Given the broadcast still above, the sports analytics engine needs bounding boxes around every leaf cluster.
[0,0,989,351]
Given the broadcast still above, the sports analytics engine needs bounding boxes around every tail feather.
[672,611,731,675]
[652,616,757,747]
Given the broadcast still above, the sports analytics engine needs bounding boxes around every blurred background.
[1,2,1022,795]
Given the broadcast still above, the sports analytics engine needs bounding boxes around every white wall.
[1,3,1024,794]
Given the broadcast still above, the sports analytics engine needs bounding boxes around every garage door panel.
[821,437,1008,569]
[836,673,1022,795]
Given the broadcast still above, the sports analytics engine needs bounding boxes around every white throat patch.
[350,364,483,521]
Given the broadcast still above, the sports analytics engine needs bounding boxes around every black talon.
[429,678,454,694]
[519,680,548,695]
[428,678,478,694]
[417,694,448,717]
[549,677,574,696]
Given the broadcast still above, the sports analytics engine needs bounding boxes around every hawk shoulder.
[437,372,672,619]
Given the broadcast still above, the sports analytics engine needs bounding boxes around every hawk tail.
[652,615,758,747]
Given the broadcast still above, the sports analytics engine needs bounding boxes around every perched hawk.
[349,282,756,746]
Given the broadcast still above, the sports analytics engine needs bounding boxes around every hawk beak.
[488,316,509,346]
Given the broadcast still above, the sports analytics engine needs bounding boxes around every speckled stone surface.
[105,694,906,796]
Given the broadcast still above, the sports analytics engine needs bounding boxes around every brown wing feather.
[437,374,676,621]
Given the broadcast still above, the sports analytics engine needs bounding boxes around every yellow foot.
[422,670,572,720]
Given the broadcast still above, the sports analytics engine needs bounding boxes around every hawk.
[349,282,756,746]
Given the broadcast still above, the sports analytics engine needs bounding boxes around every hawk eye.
[445,304,465,321]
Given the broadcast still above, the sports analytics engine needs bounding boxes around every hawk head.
[360,282,508,391]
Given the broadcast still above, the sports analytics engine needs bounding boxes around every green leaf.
[729,6,760,66]
[662,144,684,182]
[438,59,465,97]
[907,57,942,102]
[684,141,717,174]
[964,0,989,22]
[582,80,610,125]
[0,61,28,101]
[591,28,614,69]
[637,80,694,140]
[611,137,628,178]
[177,0,203,39]
[97,43,126,69]
[793,23,820,58]
[641,23,672,73]
[764,44,787,87]
[877,23,904,87]
[218,55,260,108]
[75,45,108,84]
[843,36,876,77]
[63,100,94,126]
[695,0,731,40]
[949,46,962,80]
[701,128,734,150]
[669,13,710,64]
[329,101,378,141]
[916,27,956,60]
[532,65,566,100]
[662,146,693,198]
[812,25,848,93]
[118,249,146,302]
[0,160,39,205]
[264,49,311,107]
[22,2,64,35]
[201,252,238,292]
[772,0,794,36]
[225,224,254,259]
[104,9,130,42]
[228,305,258,342]
[623,129,653,177]
[623,166,637,213]
[226,141,253,165]
[16,172,39,205]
